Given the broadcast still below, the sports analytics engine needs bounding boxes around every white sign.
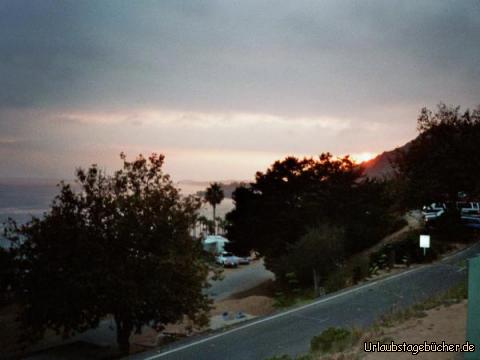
[420,235,430,248]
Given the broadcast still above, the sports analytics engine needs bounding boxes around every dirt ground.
[212,295,274,317]
[130,280,276,352]
[362,301,468,360]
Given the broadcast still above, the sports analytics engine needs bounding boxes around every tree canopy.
[5,153,213,353]
[226,154,395,285]
[395,103,480,207]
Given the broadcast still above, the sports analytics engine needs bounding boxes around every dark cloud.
[1,0,478,114]
[0,1,479,179]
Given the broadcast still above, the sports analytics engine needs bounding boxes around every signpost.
[419,234,430,256]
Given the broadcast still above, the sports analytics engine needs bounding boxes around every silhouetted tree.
[226,154,394,283]
[204,183,224,234]
[395,103,480,207]
[0,247,15,306]
[5,153,212,354]
[285,225,345,288]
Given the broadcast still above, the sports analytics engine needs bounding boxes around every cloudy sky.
[0,1,479,181]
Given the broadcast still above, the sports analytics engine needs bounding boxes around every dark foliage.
[4,153,213,353]
[395,103,480,207]
[0,247,15,306]
[226,154,395,285]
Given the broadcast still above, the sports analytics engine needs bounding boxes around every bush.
[349,256,370,284]
[310,327,360,353]
[287,225,345,288]
[324,268,349,293]
[368,229,456,271]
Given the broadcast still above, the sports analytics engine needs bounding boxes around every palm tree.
[216,217,229,235]
[204,182,224,234]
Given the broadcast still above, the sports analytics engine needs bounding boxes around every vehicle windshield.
[222,252,233,257]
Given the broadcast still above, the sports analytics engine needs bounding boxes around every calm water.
[0,182,59,248]
[0,180,234,248]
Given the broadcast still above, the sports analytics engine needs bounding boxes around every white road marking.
[137,242,479,360]
[137,267,420,360]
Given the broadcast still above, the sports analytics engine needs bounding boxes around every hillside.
[362,141,412,179]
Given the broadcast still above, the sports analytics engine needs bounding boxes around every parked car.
[235,256,251,265]
[422,202,446,223]
[457,202,480,216]
[461,216,480,230]
[216,252,239,268]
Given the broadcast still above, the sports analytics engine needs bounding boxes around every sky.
[0,0,479,181]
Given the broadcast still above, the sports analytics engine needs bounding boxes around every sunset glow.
[349,152,377,164]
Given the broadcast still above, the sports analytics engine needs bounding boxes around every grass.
[310,327,362,354]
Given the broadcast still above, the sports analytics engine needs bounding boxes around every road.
[207,260,274,301]
[129,242,480,360]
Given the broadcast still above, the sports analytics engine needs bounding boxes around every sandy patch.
[131,291,275,351]
[213,295,274,317]
[363,301,467,360]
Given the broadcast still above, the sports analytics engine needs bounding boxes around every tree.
[226,154,394,285]
[5,153,213,354]
[197,215,214,235]
[0,247,15,306]
[286,225,345,289]
[395,103,480,207]
[204,182,224,234]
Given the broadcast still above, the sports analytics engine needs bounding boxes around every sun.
[349,152,377,164]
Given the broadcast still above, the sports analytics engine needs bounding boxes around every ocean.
[0,180,234,249]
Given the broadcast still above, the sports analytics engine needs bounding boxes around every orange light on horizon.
[349,152,377,164]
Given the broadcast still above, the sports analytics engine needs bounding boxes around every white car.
[216,252,239,268]
[457,202,480,216]
[422,203,446,222]
[235,256,251,265]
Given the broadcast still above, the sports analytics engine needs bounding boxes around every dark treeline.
[225,154,396,287]
[226,103,480,288]
[396,103,480,207]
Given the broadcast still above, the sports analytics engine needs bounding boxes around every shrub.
[368,229,456,271]
[349,256,370,284]
[310,327,360,353]
[324,268,349,293]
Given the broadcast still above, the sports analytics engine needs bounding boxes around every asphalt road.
[129,242,480,360]
[207,260,274,301]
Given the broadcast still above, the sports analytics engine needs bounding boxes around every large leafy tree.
[204,182,224,234]
[395,103,480,207]
[5,153,212,354]
[284,225,345,288]
[226,154,393,284]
